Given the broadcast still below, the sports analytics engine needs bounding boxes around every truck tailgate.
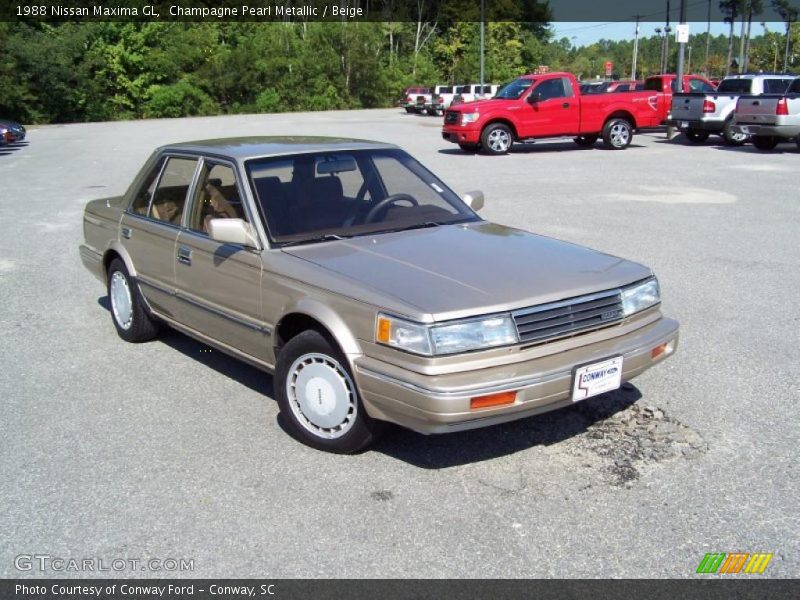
[671,94,707,120]
[736,96,779,121]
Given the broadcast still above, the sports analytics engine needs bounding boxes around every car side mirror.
[528,91,542,104]
[208,218,260,249]
[463,191,484,212]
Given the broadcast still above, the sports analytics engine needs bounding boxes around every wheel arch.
[482,118,519,140]
[103,242,137,280]
[604,110,637,129]
[274,299,362,365]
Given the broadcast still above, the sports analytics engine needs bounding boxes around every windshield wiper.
[280,233,350,247]
[369,221,445,235]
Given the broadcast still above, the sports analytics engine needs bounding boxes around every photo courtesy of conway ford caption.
[79,137,679,453]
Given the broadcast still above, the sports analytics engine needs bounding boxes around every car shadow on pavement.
[97,296,274,398]
[437,143,645,156]
[373,386,642,469]
[0,141,29,156]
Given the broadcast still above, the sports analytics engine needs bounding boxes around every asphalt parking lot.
[1,108,798,578]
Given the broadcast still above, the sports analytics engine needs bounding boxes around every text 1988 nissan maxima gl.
[80,137,678,453]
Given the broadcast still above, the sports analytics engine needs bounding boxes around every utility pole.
[480,0,485,95]
[665,0,671,71]
[632,15,641,80]
[704,0,711,75]
[738,0,749,73]
[670,0,687,141]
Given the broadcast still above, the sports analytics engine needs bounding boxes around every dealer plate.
[572,356,623,402]
[680,121,689,128]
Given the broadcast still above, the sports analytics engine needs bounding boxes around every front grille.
[512,289,624,345]
[444,111,459,124]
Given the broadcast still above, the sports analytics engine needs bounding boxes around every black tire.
[602,118,633,149]
[685,129,710,143]
[796,134,800,152]
[275,330,382,453]
[722,119,747,146]
[573,135,598,147]
[404,107,413,113]
[751,135,778,151]
[107,258,159,343]
[480,123,513,155]
[458,143,480,153]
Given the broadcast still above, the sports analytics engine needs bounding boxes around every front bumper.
[442,124,482,144]
[732,122,800,139]
[354,317,679,434]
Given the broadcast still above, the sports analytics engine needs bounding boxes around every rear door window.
[644,77,663,92]
[148,157,198,225]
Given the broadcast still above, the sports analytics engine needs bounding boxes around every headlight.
[376,313,518,356]
[431,315,517,354]
[461,112,479,125]
[621,278,660,316]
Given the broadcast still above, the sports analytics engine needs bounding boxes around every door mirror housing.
[462,191,485,212]
[528,91,543,104]
[208,218,260,249]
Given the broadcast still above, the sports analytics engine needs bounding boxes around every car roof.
[159,136,399,161]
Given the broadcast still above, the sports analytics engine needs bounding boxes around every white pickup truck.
[733,76,800,150]
[671,73,795,145]
[423,85,463,116]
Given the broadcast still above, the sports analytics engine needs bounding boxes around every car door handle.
[121,227,132,239]
[753,100,760,105]
[177,246,192,266]
[562,102,570,108]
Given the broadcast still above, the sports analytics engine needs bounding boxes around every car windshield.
[246,149,479,245]
[495,78,534,99]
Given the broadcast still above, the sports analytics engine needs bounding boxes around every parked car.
[80,137,679,453]
[642,74,717,125]
[424,85,463,116]
[0,125,8,146]
[732,76,800,150]
[442,71,666,154]
[0,119,26,142]
[670,73,796,145]
[451,83,499,106]
[399,87,430,113]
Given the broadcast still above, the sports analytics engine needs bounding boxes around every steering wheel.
[364,193,419,223]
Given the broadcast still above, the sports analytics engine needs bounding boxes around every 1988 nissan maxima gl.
[80,137,679,453]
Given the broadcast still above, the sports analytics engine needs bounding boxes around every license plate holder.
[571,356,623,402]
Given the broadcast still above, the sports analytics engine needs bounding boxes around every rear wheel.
[751,135,778,151]
[275,330,382,453]
[602,118,633,149]
[480,123,513,155]
[573,135,598,147]
[685,129,710,143]
[107,258,159,343]
[722,119,747,146]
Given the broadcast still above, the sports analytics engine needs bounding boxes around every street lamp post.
[656,27,664,72]
[664,26,672,72]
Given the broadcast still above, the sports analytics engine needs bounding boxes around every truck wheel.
[751,135,778,151]
[458,143,480,153]
[573,135,598,147]
[722,119,747,146]
[685,129,710,143]
[275,330,382,454]
[602,118,633,149]
[107,258,159,343]
[796,134,800,152]
[480,123,513,154]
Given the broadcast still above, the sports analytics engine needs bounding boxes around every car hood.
[282,222,652,322]
[448,98,517,113]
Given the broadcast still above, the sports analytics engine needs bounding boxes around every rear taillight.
[776,98,789,116]
[702,99,716,113]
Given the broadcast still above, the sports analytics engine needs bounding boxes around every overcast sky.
[552,21,786,47]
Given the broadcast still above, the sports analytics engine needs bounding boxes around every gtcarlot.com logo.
[15,554,194,572]
[696,552,773,574]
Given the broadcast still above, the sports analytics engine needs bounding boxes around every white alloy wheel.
[109,271,133,330]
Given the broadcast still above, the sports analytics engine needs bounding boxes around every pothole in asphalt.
[568,401,708,486]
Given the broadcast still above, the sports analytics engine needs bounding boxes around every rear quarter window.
[644,78,662,92]
[789,79,800,94]
[763,79,793,94]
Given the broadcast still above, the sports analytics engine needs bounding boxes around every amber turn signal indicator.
[470,391,517,410]
[376,317,392,343]
[651,342,668,359]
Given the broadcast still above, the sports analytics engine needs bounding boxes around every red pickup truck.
[442,72,716,154]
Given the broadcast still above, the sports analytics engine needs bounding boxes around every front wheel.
[685,129,710,143]
[275,330,382,453]
[602,118,633,149]
[722,119,747,146]
[573,135,598,147]
[480,123,513,155]
[751,135,778,151]
[107,258,159,343]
